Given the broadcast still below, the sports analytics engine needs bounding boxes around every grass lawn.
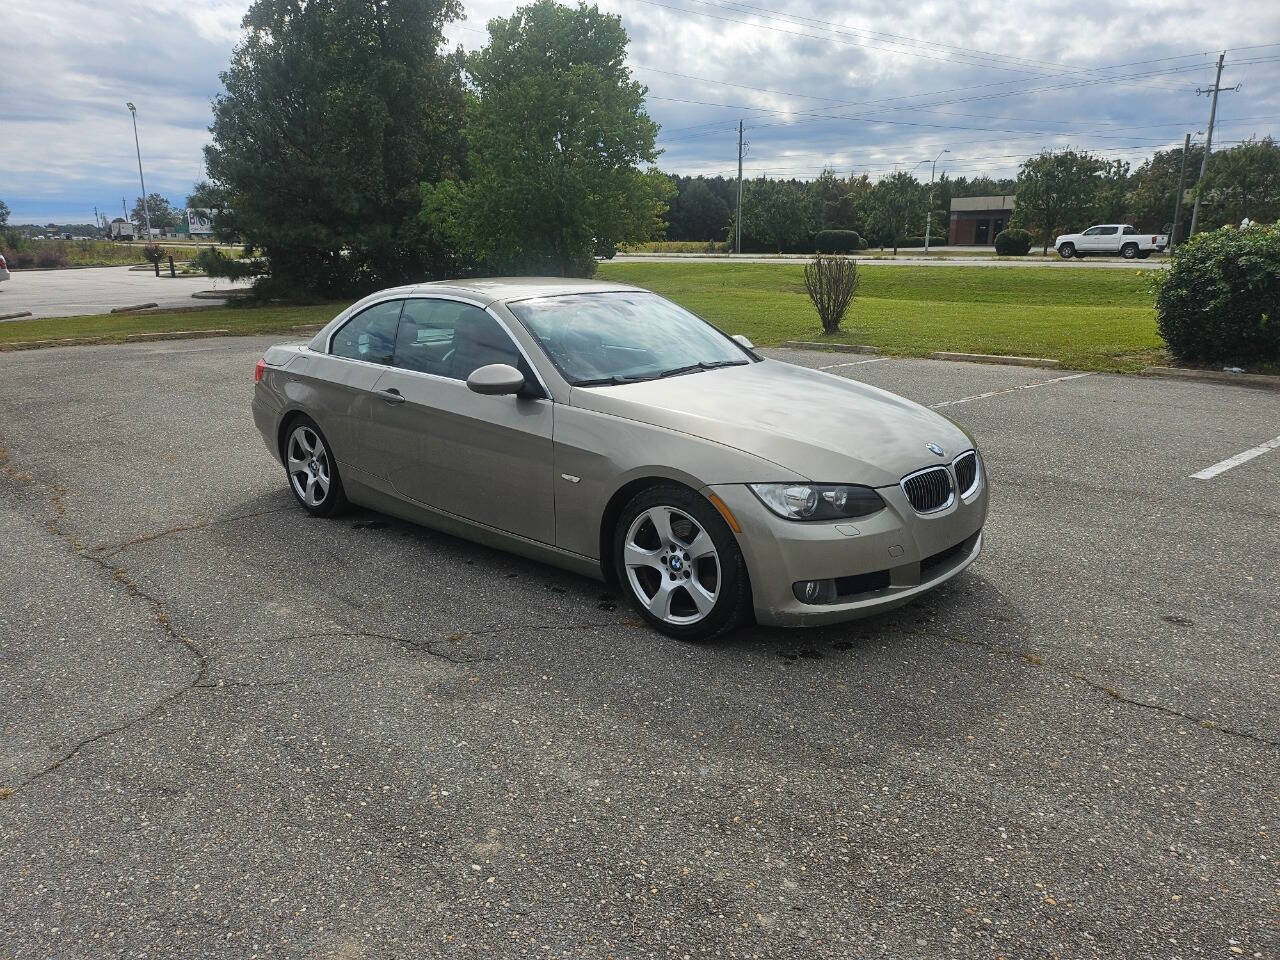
[0,302,342,346]
[3,263,1164,373]
[597,261,1164,372]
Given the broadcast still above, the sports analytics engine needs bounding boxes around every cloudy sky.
[2,0,1278,223]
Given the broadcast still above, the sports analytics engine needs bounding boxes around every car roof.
[411,276,642,306]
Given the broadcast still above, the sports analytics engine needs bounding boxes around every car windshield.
[509,291,751,386]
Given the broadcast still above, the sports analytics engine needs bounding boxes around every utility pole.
[1169,133,1192,249]
[126,102,152,239]
[923,148,949,253]
[1188,52,1237,238]
[735,120,744,255]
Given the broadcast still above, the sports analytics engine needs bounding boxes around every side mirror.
[467,363,524,396]
[732,334,755,349]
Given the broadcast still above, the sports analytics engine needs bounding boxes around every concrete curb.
[0,311,33,321]
[109,302,159,314]
[0,329,242,352]
[1141,366,1280,392]
[123,329,232,343]
[0,336,109,351]
[192,289,252,300]
[781,340,879,354]
[930,351,1061,369]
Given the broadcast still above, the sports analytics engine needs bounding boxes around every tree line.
[664,137,1280,254]
[190,0,1280,298]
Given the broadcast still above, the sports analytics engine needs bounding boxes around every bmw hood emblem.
[926,442,945,457]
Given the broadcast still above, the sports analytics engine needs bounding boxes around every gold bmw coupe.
[253,278,987,641]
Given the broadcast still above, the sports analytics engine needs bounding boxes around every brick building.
[948,195,1015,246]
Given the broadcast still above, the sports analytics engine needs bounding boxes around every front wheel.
[1121,243,1139,260]
[283,415,348,517]
[1058,243,1076,259]
[614,484,750,642]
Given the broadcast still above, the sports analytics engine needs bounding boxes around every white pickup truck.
[1055,224,1168,260]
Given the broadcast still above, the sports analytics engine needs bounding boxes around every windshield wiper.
[572,374,655,387]
[654,359,748,379]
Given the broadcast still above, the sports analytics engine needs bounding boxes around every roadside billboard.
[186,208,215,235]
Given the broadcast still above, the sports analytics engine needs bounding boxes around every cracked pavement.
[0,336,1276,959]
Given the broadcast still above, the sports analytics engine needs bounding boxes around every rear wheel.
[283,415,348,517]
[1121,242,1139,259]
[614,484,750,642]
[1058,242,1076,259]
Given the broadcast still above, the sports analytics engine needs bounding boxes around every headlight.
[748,483,885,521]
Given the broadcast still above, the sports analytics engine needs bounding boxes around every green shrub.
[1154,223,1280,364]
[815,230,863,254]
[804,255,860,333]
[994,228,1033,256]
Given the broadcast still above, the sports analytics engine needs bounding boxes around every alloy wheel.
[287,424,331,507]
[623,505,721,625]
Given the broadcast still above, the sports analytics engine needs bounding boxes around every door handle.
[380,387,406,404]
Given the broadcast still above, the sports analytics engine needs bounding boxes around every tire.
[1121,243,1139,260]
[614,483,750,642]
[282,415,348,517]
[1058,243,1075,259]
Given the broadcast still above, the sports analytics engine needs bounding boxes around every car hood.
[569,359,972,487]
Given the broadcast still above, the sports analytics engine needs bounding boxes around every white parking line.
[1190,435,1280,481]
[929,372,1093,409]
[819,357,888,370]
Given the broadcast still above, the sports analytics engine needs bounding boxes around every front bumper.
[706,472,988,627]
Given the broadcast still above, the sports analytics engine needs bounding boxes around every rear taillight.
[254,358,266,382]
[0,254,6,268]
[1152,236,1157,243]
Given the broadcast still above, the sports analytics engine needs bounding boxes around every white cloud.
[2,0,1277,221]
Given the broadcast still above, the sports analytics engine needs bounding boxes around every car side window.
[1122,226,1136,235]
[1083,227,1101,236]
[331,300,403,365]
[1098,226,1119,235]
[394,298,536,388]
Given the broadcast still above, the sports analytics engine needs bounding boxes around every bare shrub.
[803,254,860,334]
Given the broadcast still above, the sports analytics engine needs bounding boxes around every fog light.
[793,579,838,604]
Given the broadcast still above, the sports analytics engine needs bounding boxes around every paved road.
[0,266,249,319]
[0,339,1275,958]
[614,254,1168,269]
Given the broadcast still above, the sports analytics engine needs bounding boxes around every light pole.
[126,102,152,239]
[923,148,949,253]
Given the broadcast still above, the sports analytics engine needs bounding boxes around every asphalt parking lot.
[0,266,250,319]
[1,336,1276,959]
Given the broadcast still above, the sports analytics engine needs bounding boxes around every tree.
[1012,150,1106,254]
[1195,137,1280,229]
[131,193,180,232]
[669,177,731,242]
[737,178,815,252]
[865,172,921,254]
[0,199,9,230]
[1092,159,1132,225]
[203,0,467,298]
[1127,142,1205,237]
[422,0,668,276]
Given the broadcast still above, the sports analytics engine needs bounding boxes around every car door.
[364,296,556,545]
[305,297,404,473]
[1077,226,1103,252]
[1093,225,1119,252]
